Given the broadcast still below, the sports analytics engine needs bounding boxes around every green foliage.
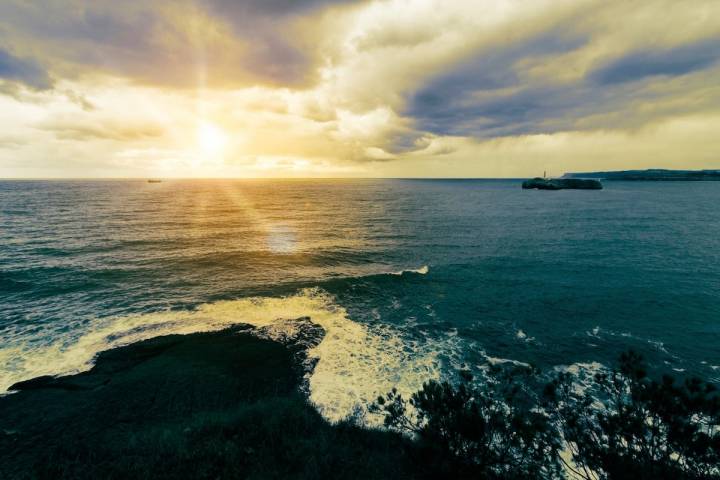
[23,396,422,480]
[3,325,717,480]
[0,329,423,480]
[372,365,563,479]
[375,352,719,480]
[547,351,720,480]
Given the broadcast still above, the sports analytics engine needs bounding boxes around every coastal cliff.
[0,323,422,480]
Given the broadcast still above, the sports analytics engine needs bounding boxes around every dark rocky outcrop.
[0,322,424,480]
[522,178,603,190]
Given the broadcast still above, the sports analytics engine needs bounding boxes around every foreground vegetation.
[373,351,720,479]
[1,323,717,479]
[0,326,423,479]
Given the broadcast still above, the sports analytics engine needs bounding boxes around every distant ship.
[147,179,162,183]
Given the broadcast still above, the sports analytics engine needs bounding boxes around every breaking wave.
[0,288,455,424]
[389,265,429,276]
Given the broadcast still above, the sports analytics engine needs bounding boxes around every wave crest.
[0,288,447,424]
[389,265,429,276]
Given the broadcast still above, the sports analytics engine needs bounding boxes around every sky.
[0,0,719,178]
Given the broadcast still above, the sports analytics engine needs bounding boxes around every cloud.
[589,38,720,84]
[0,0,363,89]
[405,30,589,137]
[63,90,95,111]
[2,0,720,178]
[0,48,51,89]
[37,118,164,141]
[400,4,720,140]
[0,134,26,148]
[374,113,720,178]
[203,0,359,15]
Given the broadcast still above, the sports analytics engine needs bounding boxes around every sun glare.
[197,122,228,156]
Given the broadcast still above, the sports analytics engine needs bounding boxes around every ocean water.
[1,179,719,421]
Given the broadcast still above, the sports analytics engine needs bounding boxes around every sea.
[1,179,719,422]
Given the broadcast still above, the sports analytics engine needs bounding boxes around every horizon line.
[0,176,529,181]
[2,167,716,182]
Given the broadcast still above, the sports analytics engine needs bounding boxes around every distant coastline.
[563,169,720,181]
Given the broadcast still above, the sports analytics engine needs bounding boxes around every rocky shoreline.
[0,321,425,480]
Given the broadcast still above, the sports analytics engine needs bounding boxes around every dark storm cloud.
[406,33,589,138]
[408,76,660,139]
[199,0,359,16]
[406,33,720,139]
[0,48,51,89]
[0,0,364,89]
[195,0,364,85]
[0,2,160,60]
[0,2,197,87]
[383,131,457,157]
[589,38,720,85]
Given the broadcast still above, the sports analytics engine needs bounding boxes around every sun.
[196,122,228,156]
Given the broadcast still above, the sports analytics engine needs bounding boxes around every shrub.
[372,365,563,479]
[547,351,720,480]
[375,352,720,479]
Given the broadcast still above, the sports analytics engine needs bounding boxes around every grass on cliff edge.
[0,326,429,480]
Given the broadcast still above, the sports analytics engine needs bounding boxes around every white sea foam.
[484,356,532,368]
[389,265,429,275]
[553,362,608,479]
[554,362,607,396]
[515,329,535,342]
[0,288,448,424]
[587,327,671,355]
[555,361,606,380]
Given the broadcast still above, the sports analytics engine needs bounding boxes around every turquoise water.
[1,179,719,420]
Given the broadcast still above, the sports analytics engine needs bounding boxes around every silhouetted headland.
[0,321,424,479]
[563,169,720,181]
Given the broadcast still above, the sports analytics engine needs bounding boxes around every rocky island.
[522,177,603,190]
